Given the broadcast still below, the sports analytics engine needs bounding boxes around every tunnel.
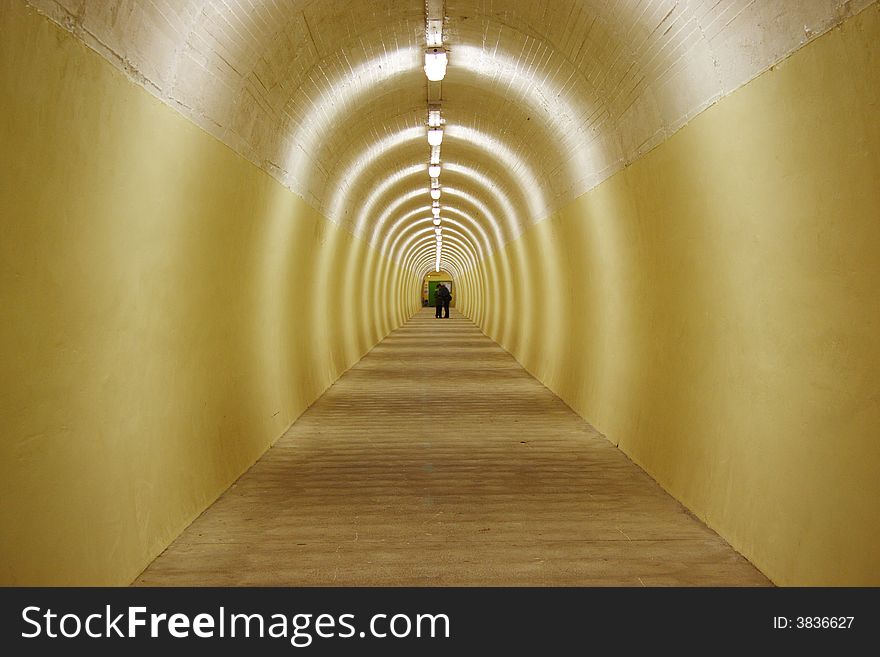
[1,0,878,588]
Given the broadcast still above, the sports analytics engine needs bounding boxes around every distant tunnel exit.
[423,271,454,307]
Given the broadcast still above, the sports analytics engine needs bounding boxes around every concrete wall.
[0,3,420,585]
[463,6,880,585]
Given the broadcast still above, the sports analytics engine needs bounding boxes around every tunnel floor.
[134,308,770,586]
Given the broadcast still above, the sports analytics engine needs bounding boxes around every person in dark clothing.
[435,284,445,318]
[436,283,451,319]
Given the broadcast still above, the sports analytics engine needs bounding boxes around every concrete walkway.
[135,308,769,586]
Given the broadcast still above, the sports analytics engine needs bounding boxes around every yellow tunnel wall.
[0,3,420,585]
[466,6,880,586]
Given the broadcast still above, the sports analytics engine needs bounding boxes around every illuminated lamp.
[424,48,448,81]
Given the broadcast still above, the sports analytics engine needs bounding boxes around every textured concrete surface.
[26,0,875,234]
[135,309,770,586]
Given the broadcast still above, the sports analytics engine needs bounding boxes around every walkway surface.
[135,308,770,586]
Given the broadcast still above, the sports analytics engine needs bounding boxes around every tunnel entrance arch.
[422,271,454,307]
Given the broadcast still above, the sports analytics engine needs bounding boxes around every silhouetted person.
[435,284,444,318]
[436,283,451,319]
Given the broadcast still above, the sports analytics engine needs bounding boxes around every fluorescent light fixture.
[432,201,440,209]
[433,218,441,225]
[430,188,441,200]
[430,146,441,165]
[424,48,448,81]
[428,109,442,127]
[431,178,440,189]
[435,227,442,235]
[428,164,441,178]
[427,128,443,147]
[432,207,441,218]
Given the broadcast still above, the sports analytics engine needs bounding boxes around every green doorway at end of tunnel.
[423,272,454,307]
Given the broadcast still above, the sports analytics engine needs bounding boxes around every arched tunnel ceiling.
[30,0,874,272]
